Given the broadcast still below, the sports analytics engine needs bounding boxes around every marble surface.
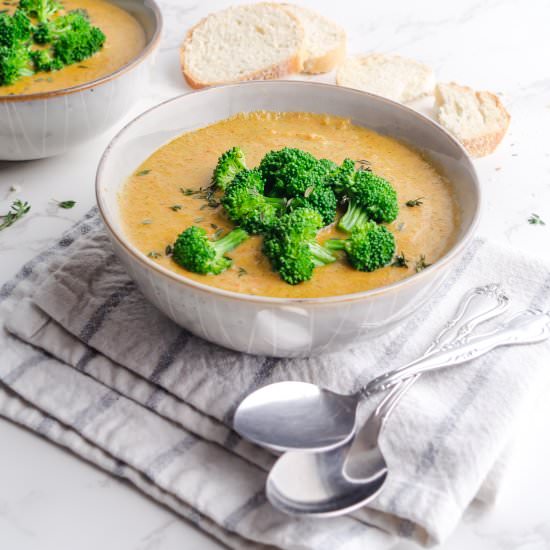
[1,0,550,548]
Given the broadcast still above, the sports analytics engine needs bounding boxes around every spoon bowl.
[233,381,358,452]
[266,441,388,516]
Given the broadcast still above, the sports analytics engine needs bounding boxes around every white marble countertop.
[1,0,550,548]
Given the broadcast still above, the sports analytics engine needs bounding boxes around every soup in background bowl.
[0,0,162,160]
[96,81,481,357]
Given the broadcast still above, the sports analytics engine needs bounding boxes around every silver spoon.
[234,284,510,452]
[267,308,550,516]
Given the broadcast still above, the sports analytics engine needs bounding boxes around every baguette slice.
[435,82,510,157]
[180,3,304,89]
[336,53,435,103]
[282,4,346,74]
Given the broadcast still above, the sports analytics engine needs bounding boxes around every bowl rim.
[96,80,482,305]
[0,0,163,103]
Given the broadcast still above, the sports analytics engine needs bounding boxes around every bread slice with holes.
[180,3,304,89]
[434,82,510,157]
[336,53,435,102]
[281,4,346,74]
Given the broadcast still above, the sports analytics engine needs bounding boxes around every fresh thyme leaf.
[210,223,218,230]
[165,244,173,255]
[169,205,182,212]
[136,169,151,176]
[391,252,409,268]
[55,200,76,209]
[415,255,431,273]
[141,219,152,225]
[237,267,247,277]
[406,197,424,207]
[78,65,89,69]
[180,187,198,196]
[212,228,224,240]
[147,251,161,259]
[528,213,546,225]
[356,159,372,172]
[0,199,31,232]
[199,204,208,211]
[194,217,204,223]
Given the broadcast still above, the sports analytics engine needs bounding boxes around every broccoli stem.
[338,200,369,233]
[212,228,248,256]
[309,242,336,266]
[264,196,285,207]
[324,239,346,252]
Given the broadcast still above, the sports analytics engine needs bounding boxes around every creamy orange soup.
[0,0,146,96]
[120,112,460,299]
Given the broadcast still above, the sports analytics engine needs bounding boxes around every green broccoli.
[52,15,105,65]
[325,221,395,272]
[30,48,62,71]
[33,9,90,44]
[221,169,285,234]
[337,169,399,232]
[258,148,338,224]
[0,10,32,48]
[0,43,32,85]
[212,146,247,191]
[19,0,60,22]
[329,158,355,197]
[263,207,335,285]
[172,225,248,275]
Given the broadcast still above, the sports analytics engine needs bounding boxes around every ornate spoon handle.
[360,284,510,399]
[364,309,550,396]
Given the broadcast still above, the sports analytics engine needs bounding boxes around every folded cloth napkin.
[1,208,549,549]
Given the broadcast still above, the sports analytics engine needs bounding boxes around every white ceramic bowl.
[0,0,162,161]
[96,81,481,357]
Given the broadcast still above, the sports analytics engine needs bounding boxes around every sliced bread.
[180,3,304,89]
[435,83,510,157]
[282,4,346,74]
[336,53,435,103]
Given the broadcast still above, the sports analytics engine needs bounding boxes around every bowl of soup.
[96,81,481,357]
[0,0,162,160]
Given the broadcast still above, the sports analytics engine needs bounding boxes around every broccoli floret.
[33,9,91,44]
[325,221,395,272]
[212,146,247,191]
[259,148,338,224]
[338,169,399,232]
[263,207,335,285]
[0,10,32,48]
[287,174,338,225]
[172,225,248,275]
[19,0,61,22]
[52,15,105,65]
[329,158,355,197]
[221,169,285,234]
[30,48,62,71]
[0,43,32,85]
[259,147,332,196]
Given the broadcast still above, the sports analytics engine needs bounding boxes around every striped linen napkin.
[1,209,549,549]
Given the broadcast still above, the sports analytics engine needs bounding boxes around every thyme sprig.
[0,199,31,232]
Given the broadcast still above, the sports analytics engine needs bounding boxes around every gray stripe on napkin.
[0,208,101,304]
[73,390,120,431]
[223,490,267,531]
[145,434,199,479]
[78,281,136,343]
[149,330,192,384]
[2,354,50,385]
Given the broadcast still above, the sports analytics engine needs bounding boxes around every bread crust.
[302,40,346,74]
[280,4,346,74]
[435,83,511,157]
[180,3,305,89]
